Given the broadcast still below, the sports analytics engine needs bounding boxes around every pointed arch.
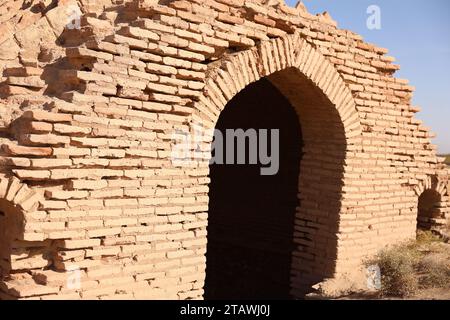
[414,175,449,232]
[193,32,362,143]
[0,175,43,212]
[414,175,448,197]
[0,175,44,290]
[193,32,363,296]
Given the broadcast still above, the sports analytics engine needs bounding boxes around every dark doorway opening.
[417,189,442,231]
[204,78,302,300]
[0,200,25,279]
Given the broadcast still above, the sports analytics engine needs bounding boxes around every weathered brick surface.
[0,0,449,299]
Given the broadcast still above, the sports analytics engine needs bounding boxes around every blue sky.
[285,0,450,153]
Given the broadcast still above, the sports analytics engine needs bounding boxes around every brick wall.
[0,0,448,299]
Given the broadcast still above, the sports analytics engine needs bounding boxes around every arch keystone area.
[195,32,363,147]
[414,175,448,197]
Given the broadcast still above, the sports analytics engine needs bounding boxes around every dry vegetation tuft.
[369,231,450,298]
[441,154,450,165]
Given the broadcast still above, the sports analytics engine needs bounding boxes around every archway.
[0,199,26,278]
[0,175,44,300]
[204,78,302,299]
[203,65,351,298]
[196,34,362,298]
[417,189,442,231]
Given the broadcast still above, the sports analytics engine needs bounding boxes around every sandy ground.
[335,288,450,300]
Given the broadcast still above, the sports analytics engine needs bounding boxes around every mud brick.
[119,26,159,41]
[66,47,113,61]
[2,144,53,156]
[57,239,101,249]
[22,110,72,123]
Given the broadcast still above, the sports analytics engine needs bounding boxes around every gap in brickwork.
[0,200,25,278]
[417,189,442,231]
[204,78,302,300]
[0,198,54,300]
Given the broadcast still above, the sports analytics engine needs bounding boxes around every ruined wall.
[0,0,449,299]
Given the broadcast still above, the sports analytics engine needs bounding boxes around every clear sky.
[285,0,450,153]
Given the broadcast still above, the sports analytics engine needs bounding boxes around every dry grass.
[373,244,420,297]
[368,231,450,298]
[441,154,450,165]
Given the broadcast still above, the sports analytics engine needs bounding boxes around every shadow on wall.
[0,197,55,300]
[204,67,348,299]
[0,200,26,281]
[269,68,346,297]
[205,78,302,300]
[417,189,442,231]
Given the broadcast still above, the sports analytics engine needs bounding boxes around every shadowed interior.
[417,189,442,231]
[0,200,25,278]
[204,78,302,299]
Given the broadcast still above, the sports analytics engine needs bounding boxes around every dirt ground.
[336,287,450,300]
